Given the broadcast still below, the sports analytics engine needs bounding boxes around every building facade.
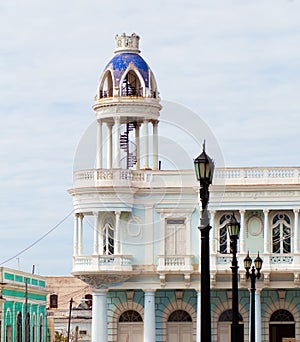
[46,276,92,342]
[0,267,48,342]
[68,33,300,342]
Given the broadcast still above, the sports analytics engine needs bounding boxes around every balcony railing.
[72,254,132,273]
[73,167,300,189]
[270,254,294,264]
[73,169,148,187]
[214,167,300,185]
[157,255,194,272]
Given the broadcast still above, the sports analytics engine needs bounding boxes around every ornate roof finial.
[115,32,141,54]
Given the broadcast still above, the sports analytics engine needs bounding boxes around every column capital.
[93,211,99,216]
[150,119,159,126]
[97,119,102,124]
[294,208,299,214]
[79,213,84,219]
[115,210,121,216]
[113,116,120,124]
[143,289,156,294]
[92,288,109,294]
[209,210,216,216]
[263,209,269,215]
[239,209,246,215]
[75,213,80,218]
[255,287,263,294]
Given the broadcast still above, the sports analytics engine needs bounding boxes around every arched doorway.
[218,309,243,342]
[118,310,143,342]
[16,312,22,342]
[167,310,193,342]
[269,309,295,342]
[5,310,12,342]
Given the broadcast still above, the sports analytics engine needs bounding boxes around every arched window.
[103,215,115,255]
[50,294,58,309]
[16,312,22,342]
[272,213,291,253]
[270,309,294,322]
[219,309,243,322]
[149,71,158,98]
[218,214,233,254]
[168,310,192,322]
[121,71,142,97]
[99,71,113,98]
[119,310,143,322]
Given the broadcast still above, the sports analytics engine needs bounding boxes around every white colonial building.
[68,33,300,342]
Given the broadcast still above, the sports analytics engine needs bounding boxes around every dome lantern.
[114,33,141,54]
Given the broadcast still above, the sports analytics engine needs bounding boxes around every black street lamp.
[244,252,263,342]
[227,213,242,342]
[194,142,214,342]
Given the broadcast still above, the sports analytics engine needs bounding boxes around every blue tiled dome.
[105,53,149,88]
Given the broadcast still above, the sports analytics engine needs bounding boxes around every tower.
[69,33,172,342]
[93,32,161,171]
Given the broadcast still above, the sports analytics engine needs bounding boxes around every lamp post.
[244,252,263,342]
[194,142,215,342]
[227,213,241,342]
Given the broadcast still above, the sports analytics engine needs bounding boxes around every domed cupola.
[95,33,158,99]
[93,33,162,171]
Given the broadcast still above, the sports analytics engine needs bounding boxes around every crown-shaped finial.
[115,33,141,54]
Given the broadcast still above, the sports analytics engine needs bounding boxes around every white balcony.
[72,255,133,273]
[157,255,194,273]
[213,253,300,274]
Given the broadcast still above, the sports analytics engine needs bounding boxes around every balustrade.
[73,255,132,272]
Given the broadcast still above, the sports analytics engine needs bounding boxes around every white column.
[239,209,246,254]
[263,209,269,253]
[255,290,262,342]
[78,214,84,255]
[196,290,201,342]
[115,211,121,255]
[96,120,103,169]
[98,216,103,255]
[143,120,149,169]
[73,214,79,256]
[209,210,216,253]
[152,120,158,170]
[114,117,120,168]
[93,212,99,255]
[92,290,108,342]
[294,209,299,253]
[135,123,140,170]
[144,290,156,342]
[107,123,113,169]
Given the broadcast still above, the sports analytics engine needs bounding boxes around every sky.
[1,0,300,275]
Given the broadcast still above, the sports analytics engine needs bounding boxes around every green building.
[0,267,48,342]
